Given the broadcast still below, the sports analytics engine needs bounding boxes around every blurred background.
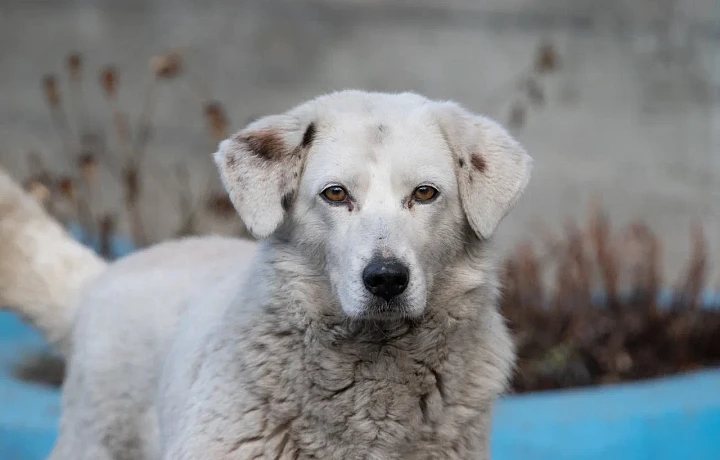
[0,0,719,458]
[1,0,718,281]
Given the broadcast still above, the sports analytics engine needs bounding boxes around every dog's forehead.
[311,98,445,160]
[306,120,446,177]
[297,91,457,192]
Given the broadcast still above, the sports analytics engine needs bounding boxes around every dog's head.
[215,91,532,320]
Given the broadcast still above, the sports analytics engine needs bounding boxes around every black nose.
[362,260,410,300]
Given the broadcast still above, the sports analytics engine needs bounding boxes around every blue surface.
[492,369,720,459]
[0,313,60,459]
[66,223,136,260]
[1,311,719,460]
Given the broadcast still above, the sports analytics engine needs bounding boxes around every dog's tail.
[0,167,107,352]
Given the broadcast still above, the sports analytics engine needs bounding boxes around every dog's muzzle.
[362,259,409,300]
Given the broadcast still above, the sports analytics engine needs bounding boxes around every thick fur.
[0,91,531,460]
[158,241,512,459]
[51,236,259,460]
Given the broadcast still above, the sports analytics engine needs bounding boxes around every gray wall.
[1,0,718,284]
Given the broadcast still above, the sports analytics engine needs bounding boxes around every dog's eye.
[321,186,348,203]
[412,185,439,202]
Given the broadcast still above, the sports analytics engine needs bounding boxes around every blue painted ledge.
[1,311,719,460]
[493,369,720,460]
[0,313,59,459]
[1,227,719,459]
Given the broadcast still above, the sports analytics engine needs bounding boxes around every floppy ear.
[437,103,533,239]
[214,112,317,238]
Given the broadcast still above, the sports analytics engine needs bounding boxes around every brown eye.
[321,185,348,203]
[412,185,439,202]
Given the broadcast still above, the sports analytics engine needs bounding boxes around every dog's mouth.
[354,296,417,320]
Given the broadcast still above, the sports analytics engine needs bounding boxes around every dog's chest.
[231,324,489,459]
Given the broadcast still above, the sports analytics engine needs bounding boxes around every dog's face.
[215,91,532,320]
[294,109,464,319]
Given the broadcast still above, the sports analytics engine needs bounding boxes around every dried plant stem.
[126,201,147,247]
[487,39,560,128]
[531,220,565,264]
[677,222,707,310]
[99,65,149,248]
[526,76,545,107]
[79,162,103,246]
[503,205,718,394]
[65,53,100,246]
[588,203,620,309]
[174,163,197,237]
[69,84,86,132]
[98,214,116,259]
[117,77,159,249]
[99,66,124,171]
[134,78,159,165]
[76,194,96,246]
[645,227,661,310]
[99,67,135,189]
[67,53,86,135]
[554,220,592,310]
[123,161,148,247]
[43,75,76,163]
[103,97,132,173]
[625,222,662,310]
[516,242,544,309]
[79,181,96,236]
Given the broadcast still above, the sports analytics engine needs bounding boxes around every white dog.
[0,90,531,459]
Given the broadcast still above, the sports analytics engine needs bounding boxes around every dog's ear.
[436,103,533,239]
[214,113,316,238]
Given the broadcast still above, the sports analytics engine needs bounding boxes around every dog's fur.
[0,91,532,459]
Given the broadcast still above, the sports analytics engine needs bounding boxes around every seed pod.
[535,41,560,73]
[67,52,82,80]
[78,152,98,182]
[151,52,183,79]
[99,66,119,98]
[58,177,75,200]
[204,101,229,141]
[42,75,61,108]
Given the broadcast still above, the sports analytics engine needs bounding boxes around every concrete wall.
[1,0,718,283]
